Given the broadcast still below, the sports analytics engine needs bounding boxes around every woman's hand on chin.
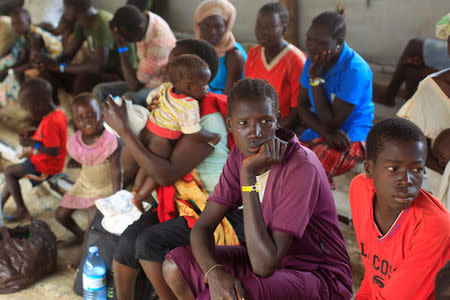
[241,137,287,181]
[308,48,339,78]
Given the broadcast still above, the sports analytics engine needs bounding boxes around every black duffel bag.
[73,210,156,299]
[0,219,57,293]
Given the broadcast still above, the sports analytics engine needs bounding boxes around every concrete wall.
[93,0,449,65]
[94,0,123,14]
[297,0,448,64]
[164,0,272,44]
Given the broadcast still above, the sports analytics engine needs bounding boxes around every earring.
[336,44,341,50]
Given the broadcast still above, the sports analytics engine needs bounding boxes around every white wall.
[94,0,124,14]
[24,0,63,26]
[165,0,272,44]
[297,0,449,64]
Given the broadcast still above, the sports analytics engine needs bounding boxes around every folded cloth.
[104,98,150,137]
[157,170,239,246]
[30,25,62,58]
[95,190,151,235]
[397,71,450,141]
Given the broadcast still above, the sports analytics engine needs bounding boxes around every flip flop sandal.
[4,213,30,222]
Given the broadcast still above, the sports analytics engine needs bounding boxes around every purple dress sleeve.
[267,157,321,240]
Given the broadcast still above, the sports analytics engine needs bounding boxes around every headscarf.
[436,13,450,40]
[194,0,236,57]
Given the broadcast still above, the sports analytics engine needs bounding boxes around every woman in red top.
[245,2,306,131]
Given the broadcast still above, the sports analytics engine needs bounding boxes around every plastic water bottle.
[83,246,106,300]
[106,266,115,299]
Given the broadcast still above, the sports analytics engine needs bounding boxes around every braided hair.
[228,79,279,116]
[9,7,30,23]
[311,4,346,40]
[165,54,210,85]
[111,5,146,33]
[72,92,101,110]
[174,39,219,82]
[258,2,289,27]
[19,77,53,107]
[366,117,426,162]
[63,0,92,12]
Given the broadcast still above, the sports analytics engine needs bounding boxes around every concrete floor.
[0,73,406,299]
[0,104,84,300]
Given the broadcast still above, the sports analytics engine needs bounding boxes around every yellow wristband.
[310,77,325,86]
[242,183,259,192]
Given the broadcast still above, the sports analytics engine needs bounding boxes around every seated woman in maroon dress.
[162,79,353,300]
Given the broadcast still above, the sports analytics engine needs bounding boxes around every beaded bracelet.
[242,183,259,192]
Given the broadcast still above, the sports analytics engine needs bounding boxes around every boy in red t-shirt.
[350,117,450,300]
[1,78,67,222]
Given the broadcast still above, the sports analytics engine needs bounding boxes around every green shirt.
[195,112,229,194]
[73,9,137,74]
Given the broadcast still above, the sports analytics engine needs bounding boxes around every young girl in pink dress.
[56,93,121,243]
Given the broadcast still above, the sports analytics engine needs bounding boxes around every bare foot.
[373,92,396,107]
[67,263,78,273]
[57,234,84,248]
[373,85,396,107]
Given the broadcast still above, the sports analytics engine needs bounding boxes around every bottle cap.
[88,246,98,254]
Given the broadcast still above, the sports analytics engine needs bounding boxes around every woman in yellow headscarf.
[194,0,247,95]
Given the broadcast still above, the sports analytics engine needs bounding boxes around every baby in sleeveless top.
[131,54,220,211]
